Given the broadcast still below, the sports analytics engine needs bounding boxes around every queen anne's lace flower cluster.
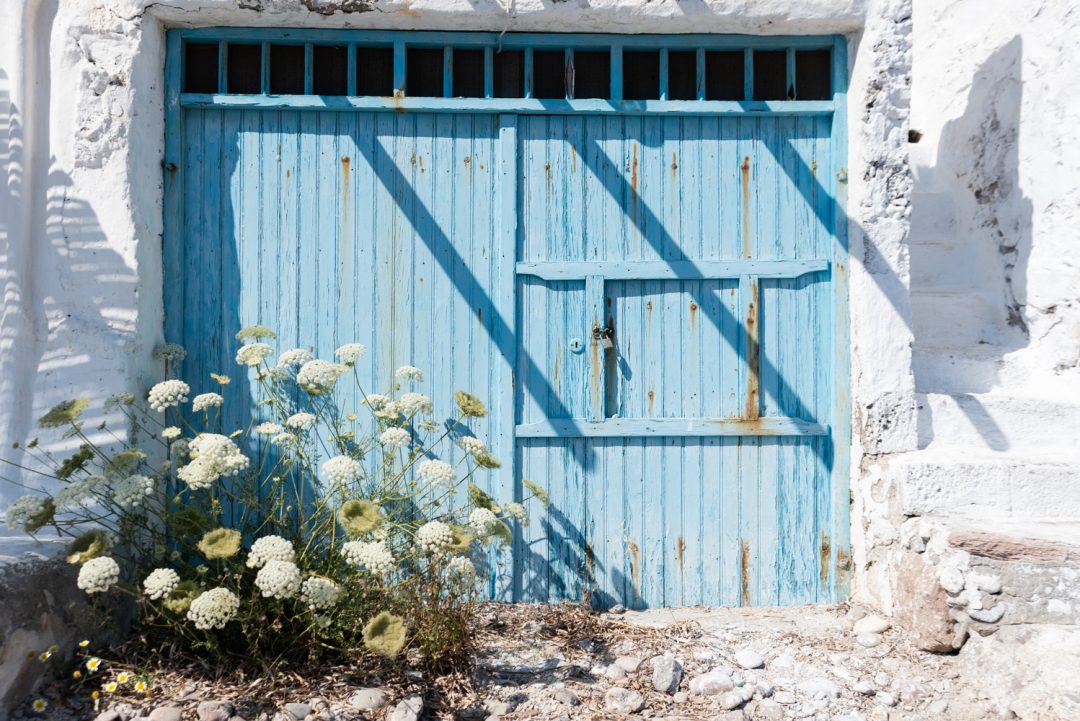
[246,535,295,568]
[399,392,433,415]
[335,343,367,365]
[417,460,455,486]
[236,343,273,367]
[296,360,348,395]
[192,392,224,413]
[446,555,478,585]
[415,521,453,555]
[285,412,316,430]
[4,495,47,530]
[505,502,529,524]
[301,576,340,610]
[363,394,390,410]
[255,559,302,599]
[113,474,154,508]
[379,427,410,449]
[77,556,120,594]
[148,380,190,412]
[459,436,487,457]
[143,568,180,600]
[255,422,282,436]
[469,507,499,536]
[161,426,181,440]
[55,476,106,509]
[277,348,313,367]
[187,587,240,630]
[395,365,423,382]
[341,539,395,577]
[322,455,362,487]
[271,432,297,446]
[178,434,250,490]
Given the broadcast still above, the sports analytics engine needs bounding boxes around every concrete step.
[909,239,997,292]
[916,391,1080,454]
[910,291,1007,349]
[889,449,1080,521]
[911,345,1025,394]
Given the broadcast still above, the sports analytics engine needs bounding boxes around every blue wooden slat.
[516,417,826,437]
[516,258,827,280]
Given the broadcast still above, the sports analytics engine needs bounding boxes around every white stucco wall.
[18,0,1052,612]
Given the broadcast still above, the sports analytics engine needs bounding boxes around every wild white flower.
[192,392,224,413]
[506,502,529,524]
[161,426,181,440]
[142,568,180,600]
[373,401,404,421]
[77,557,120,594]
[379,427,411,449]
[446,555,478,586]
[417,459,455,486]
[153,343,187,363]
[301,576,340,610]
[322,455,362,487]
[246,535,295,568]
[469,507,499,536]
[113,474,154,508]
[335,343,367,365]
[255,559,302,599]
[177,434,249,490]
[268,364,291,381]
[104,392,136,410]
[285,412,316,430]
[395,365,423,382]
[187,587,240,630]
[255,422,282,436]
[55,475,107,509]
[418,419,441,433]
[271,432,297,446]
[236,343,273,367]
[4,495,47,530]
[277,348,313,367]
[296,360,348,395]
[459,436,487,457]
[415,521,453,555]
[399,392,433,414]
[148,380,190,412]
[341,539,395,577]
[363,394,390,410]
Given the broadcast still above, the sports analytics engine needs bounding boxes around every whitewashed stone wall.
[1,0,1073,614]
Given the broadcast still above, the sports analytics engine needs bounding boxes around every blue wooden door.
[165,30,849,609]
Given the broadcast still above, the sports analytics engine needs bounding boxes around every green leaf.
[66,529,110,564]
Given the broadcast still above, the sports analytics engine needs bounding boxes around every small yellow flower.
[79,639,90,648]
[104,682,118,693]
[38,651,51,662]
[116,672,131,684]
[91,691,100,701]
[211,373,230,385]
[72,670,82,680]
[32,699,47,713]
[134,680,147,693]
[86,657,101,672]
[47,645,58,654]
[346,412,357,421]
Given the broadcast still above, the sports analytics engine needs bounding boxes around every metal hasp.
[164,28,850,611]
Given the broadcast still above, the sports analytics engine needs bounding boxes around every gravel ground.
[13,602,1001,721]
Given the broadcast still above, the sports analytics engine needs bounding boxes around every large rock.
[651,655,683,694]
[893,553,966,652]
[389,695,423,721]
[604,688,645,714]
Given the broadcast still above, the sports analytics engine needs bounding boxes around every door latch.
[592,322,615,350]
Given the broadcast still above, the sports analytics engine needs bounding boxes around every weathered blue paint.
[163,29,850,610]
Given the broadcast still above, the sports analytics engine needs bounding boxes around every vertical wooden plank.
[659,48,669,101]
[786,48,796,99]
[743,48,753,101]
[443,46,453,98]
[217,41,227,94]
[163,31,185,347]
[585,275,604,423]
[695,48,706,101]
[394,39,406,96]
[829,34,851,601]
[524,47,534,99]
[261,42,270,94]
[304,43,313,95]
[346,44,356,96]
[610,43,623,102]
[484,47,494,98]
[496,113,518,600]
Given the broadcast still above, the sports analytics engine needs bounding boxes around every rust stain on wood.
[745,278,760,419]
[676,536,686,572]
[740,539,750,606]
[689,301,698,330]
[741,156,752,259]
[627,537,641,598]
[671,152,678,180]
[820,532,832,587]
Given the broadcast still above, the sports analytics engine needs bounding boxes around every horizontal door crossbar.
[515,417,826,438]
[516,258,829,281]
